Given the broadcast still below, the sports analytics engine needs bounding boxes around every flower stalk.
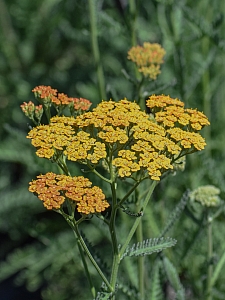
[88,0,106,100]
[206,213,213,300]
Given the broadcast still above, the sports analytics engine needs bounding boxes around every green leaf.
[163,257,185,300]
[159,190,189,238]
[117,282,139,299]
[211,249,225,287]
[122,237,177,259]
[95,291,113,300]
[150,260,163,300]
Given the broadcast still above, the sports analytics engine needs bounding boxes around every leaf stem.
[109,182,120,293]
[61,211,112,293]
[88,0,106,100]
[206,213,213,300]
[120,180,158,257]
[136,188,145,299]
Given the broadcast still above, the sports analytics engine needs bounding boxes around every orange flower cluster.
[127,43,166,79]
[29,172,109,214]
[27,96,209,181]
[32,85,92,111]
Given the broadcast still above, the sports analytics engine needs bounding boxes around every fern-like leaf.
[95,291,113,300]
[163,257,185,300]
[117,282,139,299]
[150,260,163,300]
[121,237,177,259]
[82,232,109,276]
[159,190,190,238]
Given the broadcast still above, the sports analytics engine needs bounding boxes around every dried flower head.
[29,172,109,214]
[127,43,166,80]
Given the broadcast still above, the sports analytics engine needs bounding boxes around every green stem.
[135,188,145,299]
[129,0,137,47]
[201,0,211,157]
[61,211,112,293]
[91,167,112,184]
[76,235,96,298]
[109,181,120,291]
[57,156,71,176]
[88,0,106,100]
[137,77,146,111]
[59,211,96,297]
[120,180,158,257]
[202,37,211,157]
[129,0,141,87]
[206,213,213,300]
[211,248,225,288]
[118,180,141,207]
[44,104,51,123]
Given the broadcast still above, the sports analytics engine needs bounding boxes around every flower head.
[32,85,91,113]
[190,185,221,207]
[27,95,209,181]
[21,101,43,123]
[127,43,166,80]
[146,95,210,152]
[27,117,77,159]
[29,172,109,214]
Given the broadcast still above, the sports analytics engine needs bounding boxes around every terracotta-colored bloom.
[127,43,166,80]
[73,97,92,111]
[32,85,91,113]
[32,86,58,102]
[29,172,109,214]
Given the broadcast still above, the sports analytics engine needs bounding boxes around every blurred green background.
[0,0,225,299]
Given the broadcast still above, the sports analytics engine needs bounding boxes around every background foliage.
[0,0,225,299]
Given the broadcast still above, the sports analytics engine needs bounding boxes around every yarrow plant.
[21,86,209,299]
[21,44,212,299]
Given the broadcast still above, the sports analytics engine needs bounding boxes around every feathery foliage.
[122,238,177,259]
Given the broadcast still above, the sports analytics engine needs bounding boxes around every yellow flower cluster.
[27,116,107,164]
[32,85,91,111]
[127,42,166,80]
[27,116,77,158]
[147,95,209,130]
[27,96,209,181]
[74,99,186,180]
[29,172,109,214]
[146,95,210,152]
